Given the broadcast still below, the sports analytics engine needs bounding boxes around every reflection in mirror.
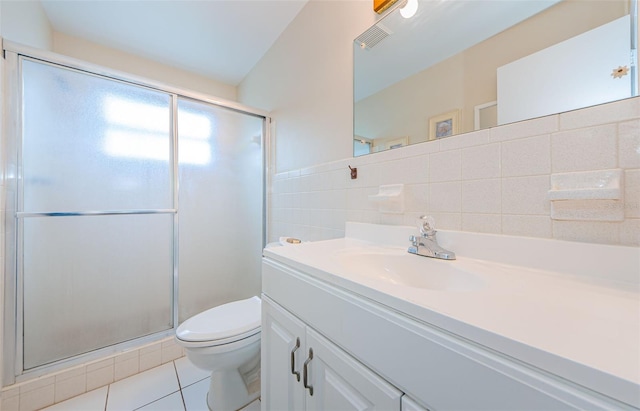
[354,0,638,156]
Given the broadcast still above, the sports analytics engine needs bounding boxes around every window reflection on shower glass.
[21,59,173,213]
[103,95,212,165]
[20,59,174,370]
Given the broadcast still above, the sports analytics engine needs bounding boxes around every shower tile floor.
[40,357,260,411]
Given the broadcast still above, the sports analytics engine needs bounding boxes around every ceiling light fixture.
[400,0,418,18]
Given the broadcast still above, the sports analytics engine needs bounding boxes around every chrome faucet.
[408,216,456,260]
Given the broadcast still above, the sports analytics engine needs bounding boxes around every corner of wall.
[51,31,238,102]
[0,0,53,51]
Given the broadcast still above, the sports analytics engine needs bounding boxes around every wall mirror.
[353,0,638,156]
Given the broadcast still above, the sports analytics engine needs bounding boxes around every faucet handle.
[418,215,436,236]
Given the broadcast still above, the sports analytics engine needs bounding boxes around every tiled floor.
[39,357,260,411]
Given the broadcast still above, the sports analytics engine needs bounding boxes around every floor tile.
[136,392,185,411]
[106,362,180,411]
[174,357,210,388]
[182,378,209,411]
[40,386,108,411]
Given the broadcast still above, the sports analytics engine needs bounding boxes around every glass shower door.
[20,59,175,370]
[177,98,264,322]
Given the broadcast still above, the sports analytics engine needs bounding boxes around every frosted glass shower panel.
[177,98,264,321]
[22,214,174,370]
[21,59,173,212]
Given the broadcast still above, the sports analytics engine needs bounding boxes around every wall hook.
[348,165,357,179]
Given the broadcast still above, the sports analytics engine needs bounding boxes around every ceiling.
[40,0,309,86]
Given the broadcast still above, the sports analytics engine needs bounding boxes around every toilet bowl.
[176,296,261,411]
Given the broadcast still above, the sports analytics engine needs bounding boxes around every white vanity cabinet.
[261,295,306,410]
[262,256,637,411]
[261,295,403,411]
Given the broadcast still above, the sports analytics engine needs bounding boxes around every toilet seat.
[177,329,261,350]
[176,296,261,347]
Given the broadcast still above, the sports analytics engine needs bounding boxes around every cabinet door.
[305,328,402,411]
[402,396,430,411]
[261,296,306,411]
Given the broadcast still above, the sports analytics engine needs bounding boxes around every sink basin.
[336,250,485,291]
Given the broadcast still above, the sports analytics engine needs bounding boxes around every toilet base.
[207,357,261,411]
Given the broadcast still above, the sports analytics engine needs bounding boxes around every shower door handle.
[303,348,314,396]
[290,337,300,381]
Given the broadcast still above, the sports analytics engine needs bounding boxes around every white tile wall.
[618,119,640,168]
[489,114,558,142]
[559,97,640,130]
[461,143,501,180]
[139,344,162,373]
[502,215,552,238]
[430,182,462,213]
[461,213,502,234]
[114,351,139,381]
[461,179,501,214]
[551,124,618,173]
[501,176,550,215]
[0,336,184,411]
[85,360,114,392]
[54,367,86,404]
[501,135,551,177]
[429,150,461,182]
[625,169,640,219]
[269,97,640,246]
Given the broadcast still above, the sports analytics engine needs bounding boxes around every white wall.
[0,0,4,400]
[239,0,377,173]
[0,0,53,50]
[0,2,236,102]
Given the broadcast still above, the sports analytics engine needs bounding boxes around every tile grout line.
[104,385,110,411]
[172,360,188,411]
[38,358,209,411]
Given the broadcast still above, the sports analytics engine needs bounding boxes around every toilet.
[176,296,261,411]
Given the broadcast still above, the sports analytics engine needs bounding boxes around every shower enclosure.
[2,43,267,383]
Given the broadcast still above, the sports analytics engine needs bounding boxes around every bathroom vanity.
[261,223,639,410]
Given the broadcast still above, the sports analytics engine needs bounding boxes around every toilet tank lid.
[176,296,261,342]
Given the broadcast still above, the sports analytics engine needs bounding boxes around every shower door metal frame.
[2,40,270,385]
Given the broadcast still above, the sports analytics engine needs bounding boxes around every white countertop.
[263,223,640,407]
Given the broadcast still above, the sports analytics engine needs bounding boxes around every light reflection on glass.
[179,111,211,140]
[103,95,169,132]
[104,131,167,161]
[102,95,212,165]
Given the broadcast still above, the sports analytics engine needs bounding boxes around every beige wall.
[53,32,237,101]
[355,53,465,146]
